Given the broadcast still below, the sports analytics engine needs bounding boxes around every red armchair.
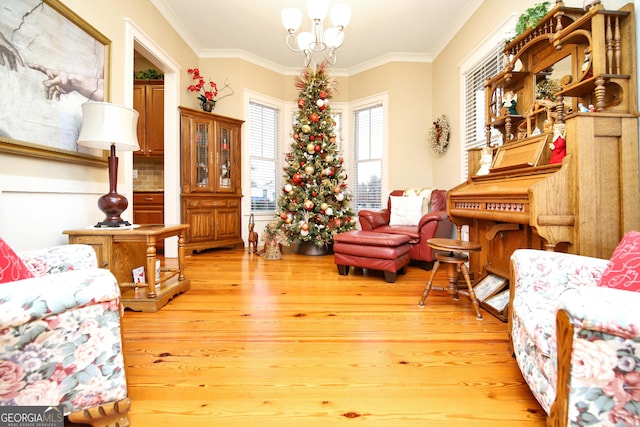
[358,189,453,269]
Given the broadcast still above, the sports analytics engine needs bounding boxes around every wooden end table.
[63,224,190,312]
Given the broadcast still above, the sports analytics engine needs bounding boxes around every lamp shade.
[281,8,302,32]
[77,102,140,151]
[307,0,329,20]
[331,3,351,28]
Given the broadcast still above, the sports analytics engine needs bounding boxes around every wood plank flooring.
[120,248,546,426]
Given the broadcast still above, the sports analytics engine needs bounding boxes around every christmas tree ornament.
[304,165,315,175]
[304,200,314,210]
[320,202,329,211]
[284,183,293,192]
[302,124,311,133]
[306,144,315,154]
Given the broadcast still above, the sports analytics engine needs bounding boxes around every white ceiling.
[151,0,486,75]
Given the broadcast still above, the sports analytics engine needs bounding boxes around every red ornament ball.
[319,91,327,99]
[314,145,321,152]
[310,113,320,122]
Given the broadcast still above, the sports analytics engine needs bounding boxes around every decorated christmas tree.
[275,63,355,253]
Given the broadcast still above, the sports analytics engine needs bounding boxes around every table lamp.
[77,101,140,228]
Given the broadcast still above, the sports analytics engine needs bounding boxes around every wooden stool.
[418,238,483,320]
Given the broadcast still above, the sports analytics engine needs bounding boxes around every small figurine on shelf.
[549,123,566,164]
[501,91,518,116]
[476,146,493,176]
[578,103,590,112]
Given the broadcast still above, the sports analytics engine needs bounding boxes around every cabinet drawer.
[185,198,229,208]
[134,193,165,205]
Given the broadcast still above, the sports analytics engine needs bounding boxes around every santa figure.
[549,124,566,164]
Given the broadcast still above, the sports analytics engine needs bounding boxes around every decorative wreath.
[428,114,451,155]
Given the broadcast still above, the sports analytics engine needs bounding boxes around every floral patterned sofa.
[510,239,640,426]
[0,242,130,427]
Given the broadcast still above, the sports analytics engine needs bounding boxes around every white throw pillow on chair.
[389,196,423,225]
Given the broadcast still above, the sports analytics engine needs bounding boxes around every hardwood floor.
[120,248,546,426]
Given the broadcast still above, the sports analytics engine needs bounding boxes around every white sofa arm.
[18,244,97,276]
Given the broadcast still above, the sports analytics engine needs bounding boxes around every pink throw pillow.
[597,231,640,291]
[0,237,35,284]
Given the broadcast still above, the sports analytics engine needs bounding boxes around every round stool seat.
[435,252,468,264]
[428,238,481,253]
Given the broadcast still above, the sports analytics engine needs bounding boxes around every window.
[462,47,504,177]
[353,104,383,210]
[248,101,279,212]
[460,16,515,180]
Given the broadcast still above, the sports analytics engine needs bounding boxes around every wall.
[348,62,434,191]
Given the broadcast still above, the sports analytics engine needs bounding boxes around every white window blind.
[249,101,278,212]
[462,47,504,177]
[353,105,383,210]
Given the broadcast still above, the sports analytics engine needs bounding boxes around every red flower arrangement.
[187,68,234,104]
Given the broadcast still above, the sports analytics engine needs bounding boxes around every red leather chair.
[358,189,453,269]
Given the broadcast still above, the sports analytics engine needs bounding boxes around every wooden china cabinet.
[179,107,244,254]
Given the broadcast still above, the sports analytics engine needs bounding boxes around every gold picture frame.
[0,0,111,167]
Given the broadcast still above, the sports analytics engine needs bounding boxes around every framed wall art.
[0,0,111,167]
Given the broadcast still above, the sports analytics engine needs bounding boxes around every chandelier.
[281,0,351,66]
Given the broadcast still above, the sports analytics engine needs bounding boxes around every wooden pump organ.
[448,1,639,285]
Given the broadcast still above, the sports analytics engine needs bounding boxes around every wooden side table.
[418,238,483,320]
[63,224,190,312]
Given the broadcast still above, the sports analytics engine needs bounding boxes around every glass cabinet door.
[217,124,234,192]
[193,120,212,191]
